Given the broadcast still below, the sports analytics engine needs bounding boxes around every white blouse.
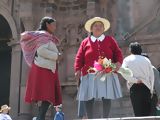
[34,41,59,72]
[122,54,154,93]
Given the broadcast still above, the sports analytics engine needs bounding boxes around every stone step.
[15,115,160,120]
[74,116,160,120]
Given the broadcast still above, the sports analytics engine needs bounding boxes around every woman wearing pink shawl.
[20,17,62,120]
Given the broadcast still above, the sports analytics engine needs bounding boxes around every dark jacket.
[153,67,160,99]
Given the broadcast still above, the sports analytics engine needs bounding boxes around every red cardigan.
[74,36,123,76]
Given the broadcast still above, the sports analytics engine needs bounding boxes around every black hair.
[38,17,56,31]
[141,53,149,58]
[129,42,142,55]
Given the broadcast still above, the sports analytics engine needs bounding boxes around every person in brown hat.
[0,104,12,120]
[74,17,123,119]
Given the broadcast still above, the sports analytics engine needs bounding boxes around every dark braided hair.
[38,16,56,31]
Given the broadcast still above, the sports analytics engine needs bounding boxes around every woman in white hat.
[74,17,123,118]
[0,105,12,120]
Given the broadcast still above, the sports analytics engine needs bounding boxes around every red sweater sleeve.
[110,36,123,64]
[74,41,85,72]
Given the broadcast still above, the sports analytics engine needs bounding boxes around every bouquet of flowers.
[88,57,116,73]
[87,57,133,81]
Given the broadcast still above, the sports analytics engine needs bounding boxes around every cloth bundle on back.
[21,30,59,66]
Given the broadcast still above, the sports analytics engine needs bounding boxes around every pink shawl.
[20,31,59,67]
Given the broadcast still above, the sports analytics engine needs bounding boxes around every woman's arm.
[121,59,139,83]
[110,37,123,64]
[74,42,85,72]
[37,42,58,61]
[110,37,123,71]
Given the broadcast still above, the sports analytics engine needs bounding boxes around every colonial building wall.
[0,0,22,119]
[123,0,160,66]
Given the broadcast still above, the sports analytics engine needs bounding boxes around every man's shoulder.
[124,55,133,60]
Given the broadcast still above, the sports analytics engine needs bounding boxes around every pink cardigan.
[74,36,123,76]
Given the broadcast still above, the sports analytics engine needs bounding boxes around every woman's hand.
[114,62,121,72]
[75,70,81,87]
[57,52,63,62]
[75,70,81,80]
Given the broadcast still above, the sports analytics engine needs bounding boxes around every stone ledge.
[14,114,160,120]
[74,116,160,120]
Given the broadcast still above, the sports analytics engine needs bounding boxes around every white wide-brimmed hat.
[0,105,11,112]
[85,17,110,32]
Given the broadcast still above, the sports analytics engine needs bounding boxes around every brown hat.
[0,105,11,112]
[84,17,110,32]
